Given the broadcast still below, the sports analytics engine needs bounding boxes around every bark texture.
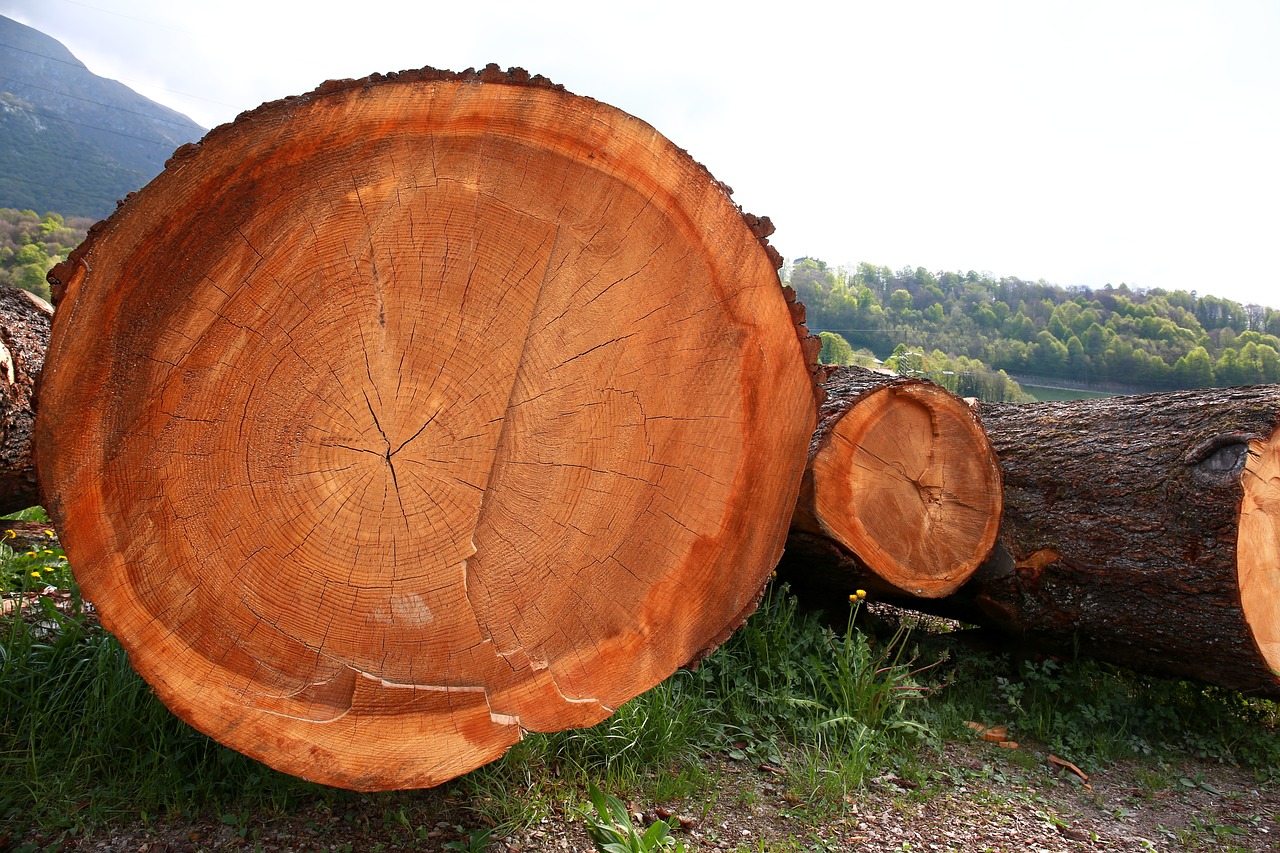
[34,66,821,790]
[0,287,52,516]
[784,366,1002,598]
[953,387,1280,697]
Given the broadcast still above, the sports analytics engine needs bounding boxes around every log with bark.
[783,366,1003,598]
[33,66,822,790]
[0,287,52,516]
[928,387,1280,697]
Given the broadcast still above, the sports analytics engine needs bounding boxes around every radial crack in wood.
[34,65,820,790]
[785,367,1002,598]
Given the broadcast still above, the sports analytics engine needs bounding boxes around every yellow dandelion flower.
[848,594,858,603]
[856,589,867,599]
[29,571,40,579]
[41,549,53,555]
[43,566,54,572]
[4,529,14,540]
[24,551,36,558]
[43,530,55,538]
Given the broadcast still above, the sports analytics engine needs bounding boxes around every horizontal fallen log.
[917,385,1280,697]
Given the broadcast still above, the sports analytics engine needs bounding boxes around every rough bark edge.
[41,63,824,711]
[811,366,927,460]
[0,288,52,515]
[47,63,824,408]
[795,366,940,533]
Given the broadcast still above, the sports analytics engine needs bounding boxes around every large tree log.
[0,287,51,516]
[936,387,1280,697]
[34,65,821,790]
[783,366,1003,598]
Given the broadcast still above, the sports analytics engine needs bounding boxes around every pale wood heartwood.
[34,66,820,790]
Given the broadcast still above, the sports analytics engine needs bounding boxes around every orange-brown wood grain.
[34,66,820,790]
[788,367,1002,598]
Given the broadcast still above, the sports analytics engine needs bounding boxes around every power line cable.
[3,100,180,147]
[0,73,204,131]
[0,37,234,114]
[59,0,194,34]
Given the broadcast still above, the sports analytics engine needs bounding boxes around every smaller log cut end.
[801,374,1001,598]
[1240,425,1280,678]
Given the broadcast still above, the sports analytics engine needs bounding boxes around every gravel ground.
[12,738,1278,852]
[6,577,1277,851]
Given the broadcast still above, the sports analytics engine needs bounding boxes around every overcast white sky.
[4,0,1278,308]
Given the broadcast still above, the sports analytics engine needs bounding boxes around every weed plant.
[918,634,1280,777]
[460,585,933,822]
[581,782,686,852]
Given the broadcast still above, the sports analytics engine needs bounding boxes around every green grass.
[914,635,1280,777]
[0,522,927,840]
[453,587,934,830]
[3,511,1279,847]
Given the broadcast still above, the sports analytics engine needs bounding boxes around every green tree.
[1172,346,1215,389]
[1066,335,1088,372]
[14,263,52,299]
[1032,330,1069,374]
[14,243,45,265]
[817,331,855,365]
[38,212,65,235]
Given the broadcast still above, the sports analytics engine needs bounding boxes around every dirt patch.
[13,739,1278,852]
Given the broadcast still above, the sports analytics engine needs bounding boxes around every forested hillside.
[0,207,91,300]
[0,15,204,219]
[789,258,1280,393]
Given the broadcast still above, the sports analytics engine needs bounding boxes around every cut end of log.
[34,69,819,790]
[1240,424,1280,677]
[806,379,1002,597]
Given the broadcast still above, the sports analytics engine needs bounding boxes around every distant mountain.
[0,15,205,220]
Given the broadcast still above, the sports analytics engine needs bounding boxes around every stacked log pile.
[783,373,1280,699]
[4,63,1279,791]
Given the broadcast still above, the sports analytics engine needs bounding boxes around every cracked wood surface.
[784,366,1002,598]
[33,66,820,790]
